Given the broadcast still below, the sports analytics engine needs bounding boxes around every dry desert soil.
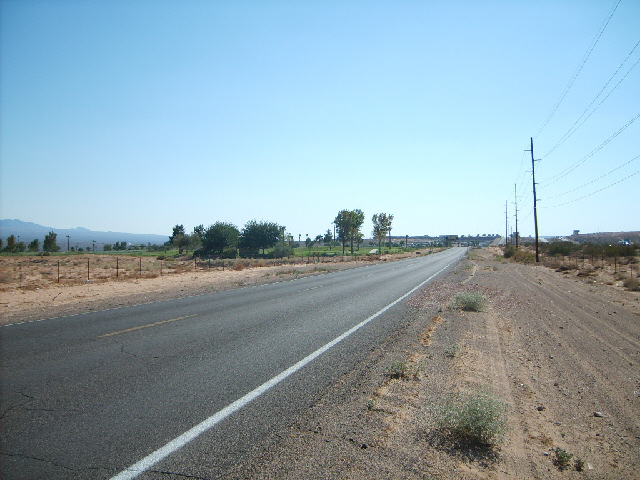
[2,248,639,479]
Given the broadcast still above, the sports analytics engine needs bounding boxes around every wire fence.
[539,252,638,279]
[0,253,380,290]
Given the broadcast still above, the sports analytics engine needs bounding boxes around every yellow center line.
[98,314,198,338]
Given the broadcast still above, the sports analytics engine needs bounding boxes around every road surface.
[1,247,465,479]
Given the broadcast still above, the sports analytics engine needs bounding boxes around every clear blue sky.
[2,0,638,239]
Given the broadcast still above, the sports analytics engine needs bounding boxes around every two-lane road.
[1,247,466,479]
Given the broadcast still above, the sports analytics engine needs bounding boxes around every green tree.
[190,225,204,252]
[43,231,60,252]
[5,235,16,252]
[273,242,292,259]
[113,241,128,251]
[372,212,394,251]
[351,209,365,253]
[334,210,351,254]
[240,220,282,255]
[323,229,333,248]
[169,224,185,243]
[28,239,40,252]
[200,222,240,256]
[169,224,189,253]
[334,209,365,254]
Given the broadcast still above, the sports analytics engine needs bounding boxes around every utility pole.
[505,200,508,246]
[527,137,540,262]
[514,184,519,249]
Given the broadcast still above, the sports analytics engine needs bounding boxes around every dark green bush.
[545,241,577,257]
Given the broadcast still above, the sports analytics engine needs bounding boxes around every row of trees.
[169,220,285,258]
[169,211,395,258]
[1,233,57,253]
[1,210,395,257]
[0,232,134,253]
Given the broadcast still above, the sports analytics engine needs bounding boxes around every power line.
[540,111,640,187]
[535,0,622,138]
[544,153,639,200]
[541,39,640,159]
[543,169,639,208]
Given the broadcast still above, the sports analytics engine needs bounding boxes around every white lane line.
[109,255,461,480]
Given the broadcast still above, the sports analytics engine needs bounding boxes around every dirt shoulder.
[234,248,640,479]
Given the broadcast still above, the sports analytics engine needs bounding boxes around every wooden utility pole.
[505,200,508,246]
[514,184,519,249]
[528,137,540,262]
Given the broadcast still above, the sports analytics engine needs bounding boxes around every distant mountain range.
[0,219,168,250]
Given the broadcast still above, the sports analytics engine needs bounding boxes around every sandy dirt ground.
[2,248,639,479]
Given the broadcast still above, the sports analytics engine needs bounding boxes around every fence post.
[139,257,142,277]
[116,257,119,278]
[57,260,60,283]
[87,258,90,282]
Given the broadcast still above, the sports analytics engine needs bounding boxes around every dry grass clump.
[622,276,640,291]
[432,390,508,447]
[452,291,487,312]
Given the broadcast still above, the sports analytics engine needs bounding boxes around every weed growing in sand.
[433,391,508,446]
[553,447,573,470]
[444,343,459,358]
[452,291,487,312]
[385,360,417,380]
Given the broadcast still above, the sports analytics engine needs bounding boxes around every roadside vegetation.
[502,241,639,291]
[452,291,487,312]
[1,209,421,259]
[431,390,509,447]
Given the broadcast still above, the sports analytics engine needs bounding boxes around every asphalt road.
[1,247,465,479]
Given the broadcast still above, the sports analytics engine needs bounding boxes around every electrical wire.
[543,169,639,208]
[544,153,639,200]
[540,111,640,187]
[541,39,640,159]
[535,0,622,138]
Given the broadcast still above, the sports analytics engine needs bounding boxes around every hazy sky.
[1,0,638,239]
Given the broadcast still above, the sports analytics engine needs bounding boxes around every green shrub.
[553,448,573,470]
[386,360,413,379]
[433,391,508,446]
[503,245,516,258]
[546,241,577,257]
[512,249,536,263]
[453,291,487,312]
